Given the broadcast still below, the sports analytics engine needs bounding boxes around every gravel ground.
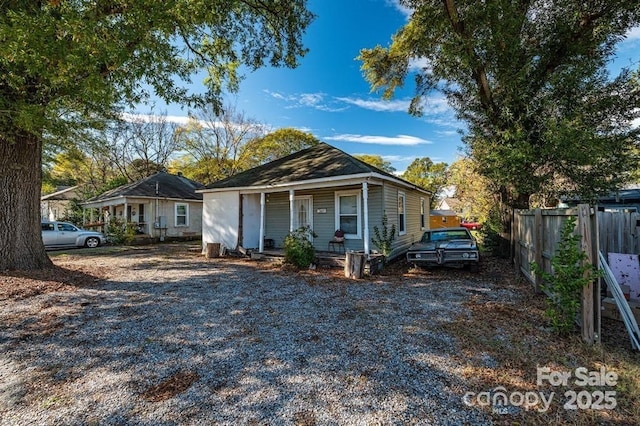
[0,246,507,425]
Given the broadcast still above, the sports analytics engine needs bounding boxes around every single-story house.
[429,209,461,229]
[198,143,431,259]
[561,185,640,212]
[82,172,204,239]
[41,185,81,221]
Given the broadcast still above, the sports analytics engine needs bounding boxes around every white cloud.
[436,130,458,136]
[120,112,191,125]
[625,26,640,41]
[336,97,410,112]
[265,90,347,112]
[380,155,420,163]
[385,0,412,19]
[325,133,432,146]
[408,57,431,72]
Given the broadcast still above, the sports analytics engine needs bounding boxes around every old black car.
[406,227,479,271]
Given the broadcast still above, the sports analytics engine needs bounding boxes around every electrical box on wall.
[154,216,167,229]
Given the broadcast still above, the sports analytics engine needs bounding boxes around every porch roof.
[199,143,430,195]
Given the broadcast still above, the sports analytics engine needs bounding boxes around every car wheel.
[85,237,100,248]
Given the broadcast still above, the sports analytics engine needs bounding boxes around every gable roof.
[430,209,460,217]
[202,142,430,193]
[41,185,79,201]
[86,172,204,203]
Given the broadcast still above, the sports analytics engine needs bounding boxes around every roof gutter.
[198,172,432,195]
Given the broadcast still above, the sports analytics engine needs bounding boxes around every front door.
[293,196,313,237]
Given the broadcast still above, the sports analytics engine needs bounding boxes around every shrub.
[105,217,136,245]
[283,226,317,268]
[371,214,396,257]
[531,216,601,335]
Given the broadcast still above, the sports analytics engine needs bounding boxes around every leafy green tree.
[359,0,640,251]
[401,157,448,208]
[240,127,320,168]
[447,157,493,223]
[353,154,396,174]
[0,1,313,270]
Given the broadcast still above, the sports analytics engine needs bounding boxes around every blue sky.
[146,0,640,174]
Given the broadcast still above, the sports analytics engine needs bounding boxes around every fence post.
[513,209,521,274]
[578,204,596,344]
[534,208,543,293]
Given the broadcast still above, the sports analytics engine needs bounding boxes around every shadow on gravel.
[1,255,493,425]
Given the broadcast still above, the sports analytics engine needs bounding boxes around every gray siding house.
[199,143,431,259]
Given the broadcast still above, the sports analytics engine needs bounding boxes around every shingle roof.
[41,185,79,201]
[86,172,204,202]
[204,142,425,191]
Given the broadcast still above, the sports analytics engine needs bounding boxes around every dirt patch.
[141,371,200,402]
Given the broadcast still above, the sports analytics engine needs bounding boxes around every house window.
[138,204,145,223]
[335,190,361,238]
[398,192,406,235]
[420,197,426,229]
[175,203,189,226]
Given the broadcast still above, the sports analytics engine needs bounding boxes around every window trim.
[334,190,362,239]
[398,191,407,235]
[420,197,426,230]
[174,202,189,227]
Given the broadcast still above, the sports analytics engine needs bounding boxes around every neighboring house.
[429,209,461,229]
[82,172,204,239]
[436,197,461,212]
[199,143,431,259]
[41,186,81,221]
[561,185,640,212]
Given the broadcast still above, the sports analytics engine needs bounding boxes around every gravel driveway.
[0,246,499,425]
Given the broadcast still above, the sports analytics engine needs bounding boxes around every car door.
[41,223,57,247]
[56,222,79,246]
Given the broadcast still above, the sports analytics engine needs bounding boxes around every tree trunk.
[0,133,52,270]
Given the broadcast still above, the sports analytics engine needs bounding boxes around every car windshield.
[421,230,470,243]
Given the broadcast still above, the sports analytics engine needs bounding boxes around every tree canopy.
[0,1,314,270]
[353,154,396,174]
[241,127,320,168]
[401,157,448,208]
[359,0,640,209]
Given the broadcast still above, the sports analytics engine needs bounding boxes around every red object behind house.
[460,220,482,231]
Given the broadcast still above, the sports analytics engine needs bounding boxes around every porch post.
[289,189,295,232]
[124,200,128,224]
[259,192,266,253]
[362,181,370,256]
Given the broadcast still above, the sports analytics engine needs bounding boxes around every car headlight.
[462,253,469,258]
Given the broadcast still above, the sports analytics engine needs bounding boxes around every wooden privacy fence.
[597,210,640,257]
[513,205,600,344]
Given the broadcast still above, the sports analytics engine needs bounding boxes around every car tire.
[85,237,100,248]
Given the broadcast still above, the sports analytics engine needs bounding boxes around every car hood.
[77,230,104,237]
[411,239,476,251]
